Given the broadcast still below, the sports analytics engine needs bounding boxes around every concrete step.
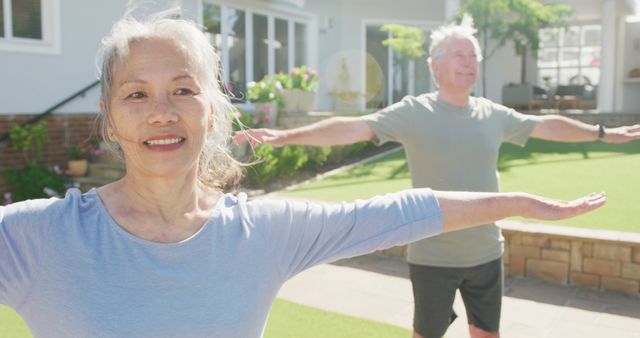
[88,162,126,180]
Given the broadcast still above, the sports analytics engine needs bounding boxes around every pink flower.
[303,74,309,81]
[264,112,271,126]
[263,104,271,114]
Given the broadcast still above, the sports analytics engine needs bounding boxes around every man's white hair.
[427,14,483,76]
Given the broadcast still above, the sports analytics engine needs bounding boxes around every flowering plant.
[278,66,318,92]
[68,137,106,161]
[246,76,282,104]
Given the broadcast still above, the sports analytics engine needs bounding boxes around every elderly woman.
[0,11,605,338]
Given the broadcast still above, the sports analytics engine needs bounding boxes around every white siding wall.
[0,0,201,115]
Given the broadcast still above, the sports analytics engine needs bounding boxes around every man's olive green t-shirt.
[362,93,536,267]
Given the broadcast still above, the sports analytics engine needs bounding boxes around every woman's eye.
[126,92,146,99]
[175,88,195,96]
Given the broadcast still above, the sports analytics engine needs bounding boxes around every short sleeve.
[361,97,417,146]
[496,103,537,146]
[0,199,52,307]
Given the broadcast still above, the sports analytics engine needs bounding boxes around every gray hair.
[96,8,242,190]
[427,14,483,78]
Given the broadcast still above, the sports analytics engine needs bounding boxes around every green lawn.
[280,140,640,233]
[0,299,411,338]
[0,306,30,338]
[264,299,410,337]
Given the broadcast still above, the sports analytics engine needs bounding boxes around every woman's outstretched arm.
[434,191,606,233]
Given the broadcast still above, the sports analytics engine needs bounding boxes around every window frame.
[0,0,60,54]
[537,24,601,87]
[201,0,312,94]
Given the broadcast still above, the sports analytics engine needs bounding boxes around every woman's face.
[104,37,211,179]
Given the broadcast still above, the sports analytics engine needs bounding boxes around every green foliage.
[247,76,282,104]
[380,24,426,60]
[8,120,48,164]
[68,146,88,160]
[3,163,67,202]
[247,67,319,104]
[281,66,318,92]
[244,142,374,189]
[458,0,571,87]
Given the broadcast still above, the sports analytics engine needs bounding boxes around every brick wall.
[0,113,98,194]
[380,221,640,295]
[502,221,640,295]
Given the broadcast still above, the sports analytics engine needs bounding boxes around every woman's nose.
[148,96,178,125]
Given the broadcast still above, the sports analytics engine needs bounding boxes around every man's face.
[432,37,479,93]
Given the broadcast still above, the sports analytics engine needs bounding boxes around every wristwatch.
[597,124,606,140]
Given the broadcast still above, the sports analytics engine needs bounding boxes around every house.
[1,0,639,194]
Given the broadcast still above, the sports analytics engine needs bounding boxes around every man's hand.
[233,128,286,148]
[602,124,640,143]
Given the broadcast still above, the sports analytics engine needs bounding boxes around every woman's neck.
[97,173,221,243]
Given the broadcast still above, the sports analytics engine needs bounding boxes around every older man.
[236,18,640,338]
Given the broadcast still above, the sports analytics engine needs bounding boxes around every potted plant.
[629,67,640,78]
[247,76,281,127]
[67,146,89,177]
[278,66,318,115]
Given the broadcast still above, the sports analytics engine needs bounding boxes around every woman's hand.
[434,191,606,233]
[521,192,606,221]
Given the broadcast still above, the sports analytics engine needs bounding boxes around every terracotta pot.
[68,159,89,177]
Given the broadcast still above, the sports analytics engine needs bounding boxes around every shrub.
[3,164,67,202]
[243,142,376,190]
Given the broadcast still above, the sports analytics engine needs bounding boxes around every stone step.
[88,162,126,180]
[70,176,115,192]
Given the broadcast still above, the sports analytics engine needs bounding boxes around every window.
[537,25,601,88]
[274,18,288,74]
[366,24,431,108]
[202,1,310,102]
[12,0,42,39]
[0,0,59,54]
[294,22,306,67]
[253,13,268,81]
[226,8,247,100]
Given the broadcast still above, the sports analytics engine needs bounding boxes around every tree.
[458,0,571,96]
[380,24,426,60]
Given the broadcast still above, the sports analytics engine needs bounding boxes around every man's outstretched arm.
[530,115,640,143]
[233,116,376,147]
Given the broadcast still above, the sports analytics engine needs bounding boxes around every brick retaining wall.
[0,113,98,194]
[501,221,640,295]
[381,221,640,295]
